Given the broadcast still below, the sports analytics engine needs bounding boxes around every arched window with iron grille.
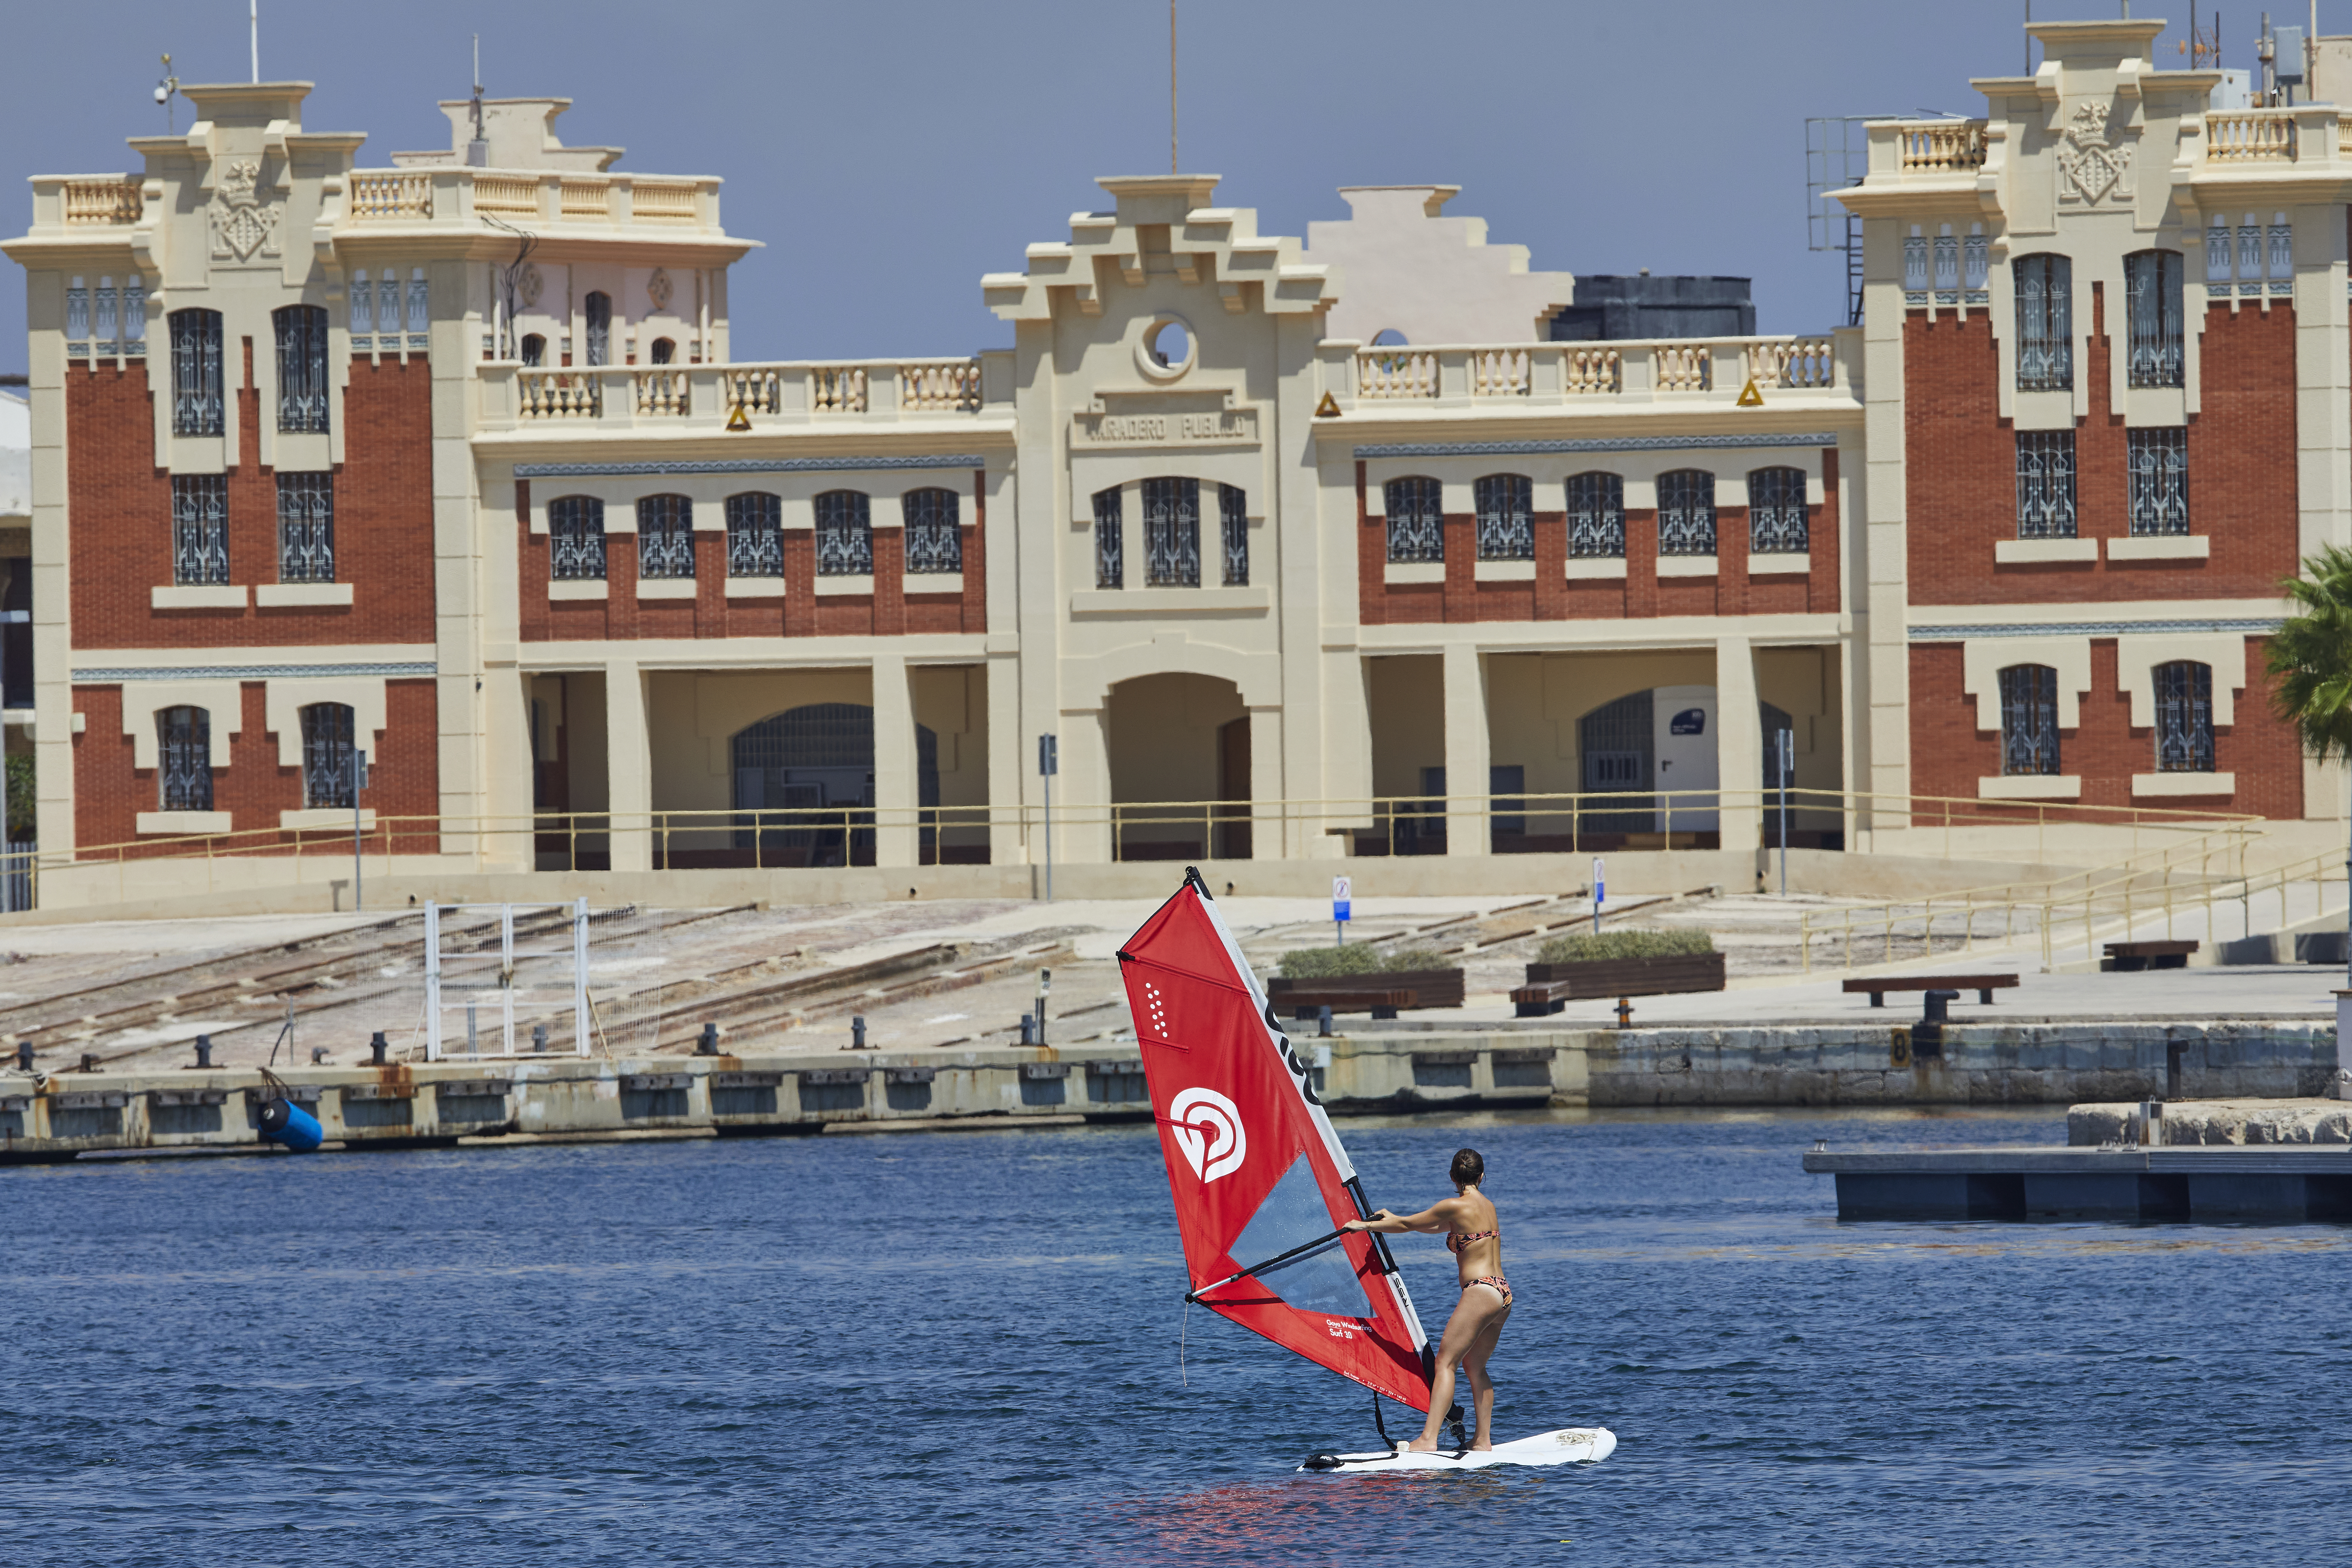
[300,703,357,809]
[158,706,211,812]
[1998,665,2061,776]
[277,472,335,583]
[1747,467,1808,555]
[1383,476,1443,564]
[1565,472,1624,558]
[549,496,606,580]
[901,488,962,575]
[1657,470,1716,556]
[637,494,694,579]
[1143,478,1200,586]
[169,308,223,435]
[1092,487,1124,588]
[726,493,782,578]
[1474,474,1533,561]
[815,491,873,576]
[2013,254,2073,390]
[2154,661,2215,773]
[273,304,330,433]
[2124,250,2184,388]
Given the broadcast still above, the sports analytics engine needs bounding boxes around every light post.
[1038,734,1058,903]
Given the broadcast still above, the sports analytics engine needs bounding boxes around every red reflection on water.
[1094,1468,1522,1565]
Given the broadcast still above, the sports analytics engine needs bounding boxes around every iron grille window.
[584,291,611,366]
[815,491,873,576]
[901,488,962,575]
[169,308,224,435]
[158,705,212,812]
[2154,661,2215,772]
[725,493,783,577]
[301,703,356,809]
[637,494,695,579]
[1474,474,1534,561]
[2015,430,2077,538]
[170,474,229,585]
[1657,470,1717,556]
[1383,476,1444,563]
[1747,466,1808,554]
[1219,484,1248,586]
[1998,665,2061,776]
[2012,254,2073,391]
[1144,477,1201,586]
[1933,231,1959,302]
[2124,251,2184,388]
[520,334,546,368]
[1093,488,1124,588]
[276,472,335,583]
[273,305,330,432]
[1566,472,1625,558]
[549,496,606,580]
[2127,428,2189,536]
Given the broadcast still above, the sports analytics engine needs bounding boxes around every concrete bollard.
[193,1035,212,1070]
[1921,990,1959,1026]
[1318,1005,1333,1038]
[15,1041,30,1071]
[369,1031,388,1066]
[852,1014,867,1050]
[1019,1013,1037,1046]
[697,1022,719,1055]
[310,1047,327,1066]
[80,1053,97,1074]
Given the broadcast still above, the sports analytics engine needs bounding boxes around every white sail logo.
[1169,1088,1247,1184]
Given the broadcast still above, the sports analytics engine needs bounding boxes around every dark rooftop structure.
[1548,276,1754,342]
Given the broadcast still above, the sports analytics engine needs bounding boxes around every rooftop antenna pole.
[1170,0,1179,174]
[467,35,489,167]
[2026,2,2032,75]
[156,54,179,133]
[249,0,258,83]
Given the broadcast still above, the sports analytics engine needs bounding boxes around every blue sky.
[0,3,2300,366]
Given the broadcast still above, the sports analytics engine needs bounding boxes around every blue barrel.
[256,1097,323,1152]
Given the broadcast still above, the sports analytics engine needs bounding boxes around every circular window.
[1134,314,1197,383]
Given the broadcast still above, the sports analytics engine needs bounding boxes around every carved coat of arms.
[209,158,282,261]
[2058,102,2134,205]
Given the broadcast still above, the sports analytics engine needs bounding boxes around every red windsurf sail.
[1119,871,1435,1410]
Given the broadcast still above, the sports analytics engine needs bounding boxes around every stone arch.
[1104,673,1249,860]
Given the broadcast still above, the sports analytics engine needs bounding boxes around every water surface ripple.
[2,1107,2344,1566]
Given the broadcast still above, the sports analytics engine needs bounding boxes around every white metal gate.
[424,900,592,1060]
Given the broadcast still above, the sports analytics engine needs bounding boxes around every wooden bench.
[1510,952,1726,1017]
[1282,988,1417,1021]
[1842,973,2018,1007]
[2104,939,2198,972]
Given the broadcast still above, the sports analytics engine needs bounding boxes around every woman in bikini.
[1343,1147,1511,1452]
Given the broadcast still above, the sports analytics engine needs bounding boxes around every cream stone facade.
[8,20,2352,908]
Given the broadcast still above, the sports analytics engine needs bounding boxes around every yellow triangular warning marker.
[725,402,753,432]
[1734,377,1765,408]
[1314,390,1341,417]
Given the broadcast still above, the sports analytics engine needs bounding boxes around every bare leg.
[1409,1289,1507,1451]
[1460,1300,1510,1449]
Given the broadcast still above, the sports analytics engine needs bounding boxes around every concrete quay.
[2066,1097,2352,1145]
[0,1031,1573,1163]
[1802,1145,2352,1223]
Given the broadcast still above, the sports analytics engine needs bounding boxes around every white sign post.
[1037,734,1059,903]
[1591,857,1605,934]
[1332,875,1352,945]
[352,747,369,912]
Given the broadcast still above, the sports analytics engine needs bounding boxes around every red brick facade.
[1903,300,2299,606]
[65,356,436,649]
[1906,639,2300,816]
[70,677,441,853]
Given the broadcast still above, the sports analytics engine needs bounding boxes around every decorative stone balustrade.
[1747,337,1835,390]
[2208,110,2297,161]
[1339,336,1851,408]
[342,169,720,229]
[348,173,432,220]
[64,179,143,225]
[1896,120,1988,171]
[500,358,997,426]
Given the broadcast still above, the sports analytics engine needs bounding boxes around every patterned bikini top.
[1447,1227,1498,1255]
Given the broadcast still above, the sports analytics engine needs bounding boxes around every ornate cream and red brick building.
[2,19,2340,905]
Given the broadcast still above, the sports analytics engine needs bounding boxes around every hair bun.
[1449,1147,1485,1187]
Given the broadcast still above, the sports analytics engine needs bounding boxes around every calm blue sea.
[1,1107,2345,1567]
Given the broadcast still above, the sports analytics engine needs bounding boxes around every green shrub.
[1535,927,1715,964]
[1278,943,1449,978]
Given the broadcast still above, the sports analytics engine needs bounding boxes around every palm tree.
[2267,543,2352,994]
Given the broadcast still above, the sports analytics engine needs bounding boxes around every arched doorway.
[729,703,937,867]
[1105,673,1248,860]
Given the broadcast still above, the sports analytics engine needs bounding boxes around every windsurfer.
[1344,1147,1510,1452]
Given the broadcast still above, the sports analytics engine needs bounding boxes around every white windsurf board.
[1300,1425,1617,1472]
